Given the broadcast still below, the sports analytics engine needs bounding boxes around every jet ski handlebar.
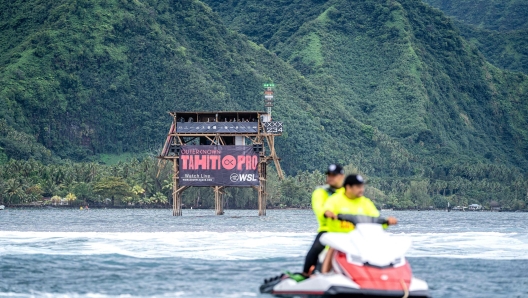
[337,214,389,225]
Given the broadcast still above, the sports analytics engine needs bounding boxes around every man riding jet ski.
[260,174,430,297]
[296,174,398,282]
[260,214,430,297]
[302,164,346,281]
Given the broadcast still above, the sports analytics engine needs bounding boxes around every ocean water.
[0,209,527,298]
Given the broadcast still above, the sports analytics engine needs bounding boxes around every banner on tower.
[176,122,258,133]
[178,145,259,186]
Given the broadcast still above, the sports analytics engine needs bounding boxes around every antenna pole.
[264,83,274,120]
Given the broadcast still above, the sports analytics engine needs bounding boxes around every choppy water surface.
[0,209,527,297]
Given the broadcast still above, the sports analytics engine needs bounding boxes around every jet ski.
[260,215,430,297]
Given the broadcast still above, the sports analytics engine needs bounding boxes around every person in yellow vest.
[323,174,397,233]
[289,164,345,282]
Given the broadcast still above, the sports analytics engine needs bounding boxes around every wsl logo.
[230,173,258,182]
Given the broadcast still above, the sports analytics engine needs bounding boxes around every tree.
[266,171,282,207]
[93,177,132,206]
[0,148,8,165]
[132,185,145,196]
[2,179,26,204]
[65,193,77,205]
[150,192,168,205]
[40,178,58,197]
[280,177,307,208]
[73,182,94,204]
[50,195,61,205]
[24,184,42,203]
[404,180,431,208]
[432,195,449,209]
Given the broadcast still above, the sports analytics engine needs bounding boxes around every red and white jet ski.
[260,215,430,297]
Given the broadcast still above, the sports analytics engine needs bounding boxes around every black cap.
[344,174,365,186]
[326,164,344,175]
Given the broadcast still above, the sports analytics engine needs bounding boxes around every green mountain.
[421,0,528,74]
[1,0,528,207]
[457,25,528,74]
[0,0,424,175]
[205,0,528,167]
[422,0,528,31]
[0,0,323,166]
[202,0,528,206]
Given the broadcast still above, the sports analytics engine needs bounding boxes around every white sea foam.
[0,231,526,260]
[0,292,187,298]
[0,231,311,260]
[406,232,528,259]
[0,292,258,298]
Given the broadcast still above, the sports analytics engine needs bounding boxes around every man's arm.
[311,188,328,218]
[364,198,397,226]
[363,199,380,217]
[322,194,338,220]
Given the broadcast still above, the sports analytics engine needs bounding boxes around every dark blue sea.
[0,209,527,297]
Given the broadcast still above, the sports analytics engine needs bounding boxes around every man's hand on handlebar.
[324,211,338,220]
[326,213,397,225]
[386,217,398,225]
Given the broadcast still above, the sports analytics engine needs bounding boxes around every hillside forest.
[0,0,527,210]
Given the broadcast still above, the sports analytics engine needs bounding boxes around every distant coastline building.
[468,204,482,211]
[452,206,466,211]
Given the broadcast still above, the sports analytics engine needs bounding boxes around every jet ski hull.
[260,275,430,298]
[265,291,430,298]
[268,292,429,298]
[320,286,430,297]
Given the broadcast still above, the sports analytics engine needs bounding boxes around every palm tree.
[50,196,62,205]
[65,193,77,205]
[151,192,168,205]
[3,179,24,204]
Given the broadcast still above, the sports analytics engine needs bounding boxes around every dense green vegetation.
[0,0,527,209]
[2,158,526,210]
[206,0,528,163]
[457,25,528,74]
[0,0,401,174]
[421,0,528,74]
[0,119,52,162]
[422,0,528,31]
[0,157,171,207]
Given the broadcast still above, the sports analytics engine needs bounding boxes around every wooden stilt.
[218,189,224,215]
[214,186,224,215]
[172,159,182,216]
[267,135,284,179]
[214,186,218,214]
[258,160,267,216]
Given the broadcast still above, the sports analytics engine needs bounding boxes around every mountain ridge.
[204,0,528,169]
[420,0,528,75]
[0,0,527,207]
[0,0,423,175]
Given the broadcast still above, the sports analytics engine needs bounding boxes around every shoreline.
[1,205,526,212]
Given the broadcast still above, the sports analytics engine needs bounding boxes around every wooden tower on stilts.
[159,84,283,216]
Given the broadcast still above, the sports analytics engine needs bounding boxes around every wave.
[405,232,528,260]
[0,292,189,298]
[0,231,526,260]
[0,290,260,298]
[0,292,254,298]
[0,231,311,260]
